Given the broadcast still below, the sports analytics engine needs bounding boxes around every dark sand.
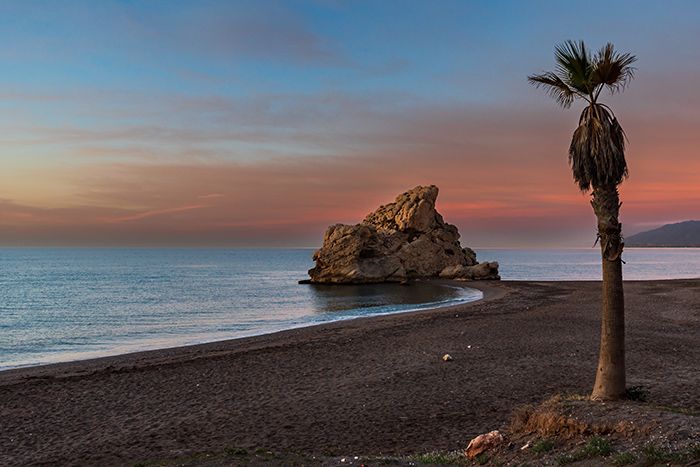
[1,280,698,466]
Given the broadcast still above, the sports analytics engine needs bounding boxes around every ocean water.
[1,247,698,370]
[0,248,479,370]
[480,247,700,281]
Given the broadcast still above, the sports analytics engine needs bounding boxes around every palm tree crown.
[528,41,637,191]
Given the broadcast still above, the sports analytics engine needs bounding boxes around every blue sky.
[1,1,700,246]
[4,1,697,98]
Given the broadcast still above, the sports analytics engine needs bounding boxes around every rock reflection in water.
[305,282,476,314]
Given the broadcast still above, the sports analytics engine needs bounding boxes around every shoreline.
[0,280,499,382]
[0,280,486,374]
[1,276,693,376]
[1,279,698,466]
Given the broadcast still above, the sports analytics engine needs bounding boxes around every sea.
[1,247,699,370]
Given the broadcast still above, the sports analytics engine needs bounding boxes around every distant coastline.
[626,220,700,247]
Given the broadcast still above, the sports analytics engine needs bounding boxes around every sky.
[1,0,699,247]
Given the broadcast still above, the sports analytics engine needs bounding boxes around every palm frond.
[569,104,628,191]
[527,71,577,108]
[530,41,634,191]
[591,43,637,94]
[554,40,593,95]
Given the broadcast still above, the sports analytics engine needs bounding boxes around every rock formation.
[307,185,500,283]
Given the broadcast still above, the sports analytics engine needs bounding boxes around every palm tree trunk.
[590,185,626,400]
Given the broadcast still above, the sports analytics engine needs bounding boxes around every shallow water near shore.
[1,247,699,370]
[0,248,480,370]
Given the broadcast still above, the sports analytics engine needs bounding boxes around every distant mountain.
[626,220,700,247]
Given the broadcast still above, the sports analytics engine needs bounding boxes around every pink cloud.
[3,73,700,246]
[102,204,211,223]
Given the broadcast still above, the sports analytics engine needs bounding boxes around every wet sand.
[1,280,698,466]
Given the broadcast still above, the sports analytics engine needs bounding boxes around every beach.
[1,279,698,466]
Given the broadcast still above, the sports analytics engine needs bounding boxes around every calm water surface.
[480,247,700,281]
[1,247,698,370]
[0,248,478,370]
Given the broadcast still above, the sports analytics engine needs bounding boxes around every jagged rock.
[465,430,504,459]
[307,185,500,283]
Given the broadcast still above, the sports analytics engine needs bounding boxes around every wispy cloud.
[2,0,700,247]
[3,81,700,247]
[102,204,211,223]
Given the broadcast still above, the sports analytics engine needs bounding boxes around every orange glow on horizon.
[3,82,700,247]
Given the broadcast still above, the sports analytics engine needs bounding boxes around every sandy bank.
[1,280,698,466]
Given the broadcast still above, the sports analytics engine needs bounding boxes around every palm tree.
[528,41,637,400]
